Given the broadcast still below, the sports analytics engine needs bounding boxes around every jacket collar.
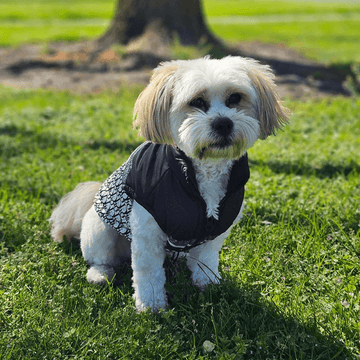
[168,146,250,197]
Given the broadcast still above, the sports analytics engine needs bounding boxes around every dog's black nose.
[212,117,234,137]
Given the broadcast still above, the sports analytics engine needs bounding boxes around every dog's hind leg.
[49,182,102,242]
[80,205,130,285]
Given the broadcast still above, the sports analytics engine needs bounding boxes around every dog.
[50,56,290,313]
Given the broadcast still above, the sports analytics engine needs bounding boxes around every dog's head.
[133,56,290,160]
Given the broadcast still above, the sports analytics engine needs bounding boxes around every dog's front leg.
[130,201,168,313]
[187,231,229,290]
[187,204,245,289]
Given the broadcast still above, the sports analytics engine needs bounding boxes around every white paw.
[191,267,221,290]
[133,291,167,313]
[135,300,168,314]
[86,265,115,285]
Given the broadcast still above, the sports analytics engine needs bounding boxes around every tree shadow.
[4,39,354,97]
[7,59,76,75]
[222,43,351,96]
[250,158,360,179]
[0,123,141,158]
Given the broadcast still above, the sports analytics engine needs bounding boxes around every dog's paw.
[135,299,168,314]
[86,265,115,285]
[133,293,167,314]
[191,268,221,291]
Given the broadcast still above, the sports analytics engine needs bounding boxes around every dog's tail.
[49,182,102,242]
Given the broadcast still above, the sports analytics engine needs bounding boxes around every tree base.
[87,0,227,65]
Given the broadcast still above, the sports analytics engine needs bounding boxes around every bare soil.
[0,41,352,99]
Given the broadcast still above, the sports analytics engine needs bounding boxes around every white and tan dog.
[50,56,289,313]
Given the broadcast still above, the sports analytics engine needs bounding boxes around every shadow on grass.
[250,158,360,179]
[173,279,353,359]
[6,120,358,180]
[57,240,354,358]
[148,267,354,357]
[162,259,354,358]
[0,123,141,158]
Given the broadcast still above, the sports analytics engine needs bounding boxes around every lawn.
[1,0,360,359]
[1,90,359,359]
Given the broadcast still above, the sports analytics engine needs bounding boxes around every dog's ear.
[248,62,290,139]
[133,63,177,144]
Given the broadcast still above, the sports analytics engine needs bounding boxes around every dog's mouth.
[197,138,243,160]
[199,141,230,158]
[212,138,233,149]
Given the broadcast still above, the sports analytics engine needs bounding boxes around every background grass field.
[1,0,360,64]
[1,0,360,359]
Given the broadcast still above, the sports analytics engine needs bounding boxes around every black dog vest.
[94,142,250,251]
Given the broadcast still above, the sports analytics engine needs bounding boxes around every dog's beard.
[194,141,244,160]
[177,112,260,160]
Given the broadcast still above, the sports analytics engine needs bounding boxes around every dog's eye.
[189,97,209,112]
[226,93,242,108]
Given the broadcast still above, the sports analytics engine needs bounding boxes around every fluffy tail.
[49,182,102,242]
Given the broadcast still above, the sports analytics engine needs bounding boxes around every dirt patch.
[0,41,353,98]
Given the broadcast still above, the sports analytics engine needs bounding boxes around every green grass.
[1,0,359,20]
[209,16,360,64]
[1,86,359,359]
[1,1,360,358]
[0,0,114,20]
[203,0,360,17]
[1,0,360,64]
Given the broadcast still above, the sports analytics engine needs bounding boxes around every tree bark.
[88,0,221,63]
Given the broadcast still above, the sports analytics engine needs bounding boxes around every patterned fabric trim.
[94,142,149,240]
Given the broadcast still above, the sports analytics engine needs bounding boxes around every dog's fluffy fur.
[50,56,289,313]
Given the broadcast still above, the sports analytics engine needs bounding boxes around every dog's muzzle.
[210,117,234,149]
[197,117,239,159]
[211,117,234,138]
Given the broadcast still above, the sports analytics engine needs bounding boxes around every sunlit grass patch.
[209,17,360,64]
[204,0,360,17]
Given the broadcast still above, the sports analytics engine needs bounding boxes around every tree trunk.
[88,0,220,63]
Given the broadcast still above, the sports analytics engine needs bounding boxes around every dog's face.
[133,56,290,160]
